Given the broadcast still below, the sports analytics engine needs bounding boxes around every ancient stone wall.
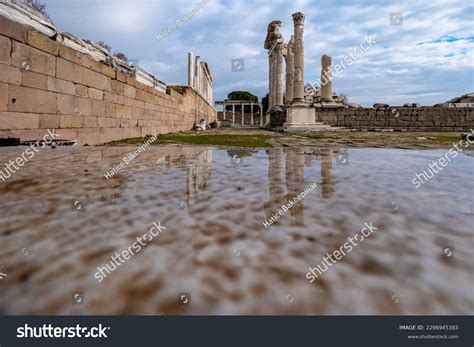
[316,107,473,131]
[0,16,216,145]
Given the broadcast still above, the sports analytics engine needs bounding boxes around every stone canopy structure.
[264,11,344,131]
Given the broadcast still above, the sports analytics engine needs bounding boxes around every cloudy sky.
[41,0,473,106]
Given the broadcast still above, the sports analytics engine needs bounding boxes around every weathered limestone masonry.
[0,16,216,145]
[316,107,474,131]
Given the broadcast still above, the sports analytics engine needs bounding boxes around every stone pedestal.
[284,106,316,126]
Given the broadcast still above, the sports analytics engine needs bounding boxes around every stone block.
[102,65,115,79]
[77,128,100,145]
[56,57,83,84]
[57,94,91,116]
[0,111,39,129]
[27,30,59,55]
[47,77,75,95]
[124,85,136,99]
[8,85,56,113]
[76,52,102,73]
[105,102,115,118]
[116,71,127,82]
[0,16,27,43]
[82,67,111,91]
[88,88,103,100]
[22,70,48,89]
[0,35,11,64]
[0,64,21,85]
[99,127,123,143]
[104,91,118,103]
[92,100,105,117]
[0,129,42,141]
[0,83,7,111]
[11,41,56,77]
[39,114,60,128]
[55,129,77,141]
[75,84,88,97]
[84,116,98,128]
[58,44,76,62]
[60,114,84,128]
[111,80,125,95]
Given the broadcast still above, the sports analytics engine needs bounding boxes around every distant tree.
[97,41,112,52]
[114,52,128,63]
[262,93,269,113]
[226,91,259,112]
[26,0,50,20]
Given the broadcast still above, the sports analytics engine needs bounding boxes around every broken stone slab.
[373,103,390,109]
[0,0,56,37]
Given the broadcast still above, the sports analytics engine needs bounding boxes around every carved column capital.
[292,12,305,26]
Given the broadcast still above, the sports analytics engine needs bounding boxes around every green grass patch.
[106,134,273,147]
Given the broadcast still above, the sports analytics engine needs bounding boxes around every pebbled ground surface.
[0,145,473,315]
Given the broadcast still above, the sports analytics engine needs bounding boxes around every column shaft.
[250,103,254,125]
[275,43,284,107]
[292,12,305,104]
[321,54,333,102]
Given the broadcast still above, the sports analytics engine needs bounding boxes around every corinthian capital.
[292,12,305,25]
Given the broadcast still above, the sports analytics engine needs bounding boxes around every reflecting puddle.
[0,145,472,314]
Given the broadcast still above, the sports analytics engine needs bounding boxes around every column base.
[284,105,316,125]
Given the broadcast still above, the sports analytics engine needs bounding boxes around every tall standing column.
[260,104,263,127]
[284,36,294,105]
[232,104,235,125]
[292,12,305,105]
[241,104,244,125]
[223,104,226,120]
[268,52,274,110]
[194,56,200,91]
[275,42,284,107]
[188,52,194,88]
[250,103,254,125]
[320,54,333,102]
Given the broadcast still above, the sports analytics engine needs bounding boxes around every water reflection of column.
[186,148,213,207]
[286,148,305,225]
[320,149,335,199]
[264,148,286,221]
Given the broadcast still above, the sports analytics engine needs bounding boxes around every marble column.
[321,54,333,102]
[188,52,194,87]
[223,104,226,120]
[260,104,263,127]
[284,36,294,105]
[232,104,235,124]
[292,12,305,104]
[194,56,200,91]
[275,42,284,107]
[250,103,254,125]
[268,52,274,110]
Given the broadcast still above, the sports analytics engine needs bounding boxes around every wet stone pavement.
[0,145,473,314]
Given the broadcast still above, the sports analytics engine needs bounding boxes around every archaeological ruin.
[263,12,473,132]
[0,0,216,145]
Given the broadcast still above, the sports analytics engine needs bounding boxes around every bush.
[114,52,128,63]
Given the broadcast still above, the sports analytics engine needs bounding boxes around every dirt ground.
[110,128,468,149]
